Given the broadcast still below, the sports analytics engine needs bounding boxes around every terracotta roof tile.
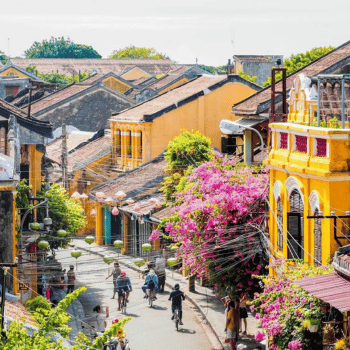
[90,155,166,201]
[132,77,153,86]
[46,131,94,164]
[232,41,350,115]
[5,300,33,324]
[151,205,173,221]
[9,59,185,77]
[0,98,28,118]
[28,84,91,114]
[121,192,165,215]
[146,75,187,92]
[233,55,273,63]
[111,75,227,122]
[68,135,111,168]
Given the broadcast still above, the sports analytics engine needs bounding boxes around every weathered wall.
[36,89,135,131]
[0,78,30,99]
[0,189,14,290]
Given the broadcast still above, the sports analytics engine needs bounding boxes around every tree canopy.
[24,37,102,59]
[198,64,225,74]
[0,50,8,65]
[262,46,334,87]
[238,70,257,84]
[110,46,168,59]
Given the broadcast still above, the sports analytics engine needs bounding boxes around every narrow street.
[56,247,214,350]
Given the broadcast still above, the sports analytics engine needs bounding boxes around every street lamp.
[219,119,265,153]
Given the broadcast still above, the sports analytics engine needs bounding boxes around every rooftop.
[232,40,350,116]
[233,55,276,63]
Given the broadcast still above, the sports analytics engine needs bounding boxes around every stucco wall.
[36,89,135,132]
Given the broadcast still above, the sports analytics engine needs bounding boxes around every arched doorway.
[287,189,304,259]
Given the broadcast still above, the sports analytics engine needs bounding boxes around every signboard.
[18,283,29,291]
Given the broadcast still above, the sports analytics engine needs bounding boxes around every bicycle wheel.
[122,294,127,314]
[149,291,153,307]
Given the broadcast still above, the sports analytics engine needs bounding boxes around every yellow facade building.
[110,75,261,171]
[265,74,350,266]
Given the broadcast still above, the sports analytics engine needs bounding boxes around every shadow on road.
[125,313,140,318]
[177,328,196,334]
[151,305,167,311]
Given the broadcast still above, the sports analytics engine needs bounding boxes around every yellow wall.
[110,82,257,169]
[29,145,44,196]
[157,77,189,95]
[102,76,132,94]
[266,122,350,265]
[0,67,32,78]
[121,67,152,80]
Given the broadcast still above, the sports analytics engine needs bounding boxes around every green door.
[103,207,111,244]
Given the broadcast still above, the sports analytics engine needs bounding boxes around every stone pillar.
[123,213,128,254]
[244,129,253,164]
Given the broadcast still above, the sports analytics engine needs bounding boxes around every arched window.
[287,190,304,259]
[314,208,322,266]
[126,130,132,158]
[114,129,121,156]
[277,198,283,251]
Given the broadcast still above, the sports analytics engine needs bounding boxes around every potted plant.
[335,336,350,350]
[323,323,334,344]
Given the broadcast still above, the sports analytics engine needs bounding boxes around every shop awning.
[234,116,268,128]
[294,273,350,313]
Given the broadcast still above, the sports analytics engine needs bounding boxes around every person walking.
[93,305,110,333]
[239,291,248,334]
[67,265,75,294]
[224,299,239,350]
[106,262,121,299]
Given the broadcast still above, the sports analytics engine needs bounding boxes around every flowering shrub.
[152,154,269,293]
[251,259,333,350]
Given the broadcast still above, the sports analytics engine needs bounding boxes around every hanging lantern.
[38,240,49,250]
[170,245,179,252]
[90,208,97,217]
[80,193,89,200]
[142,243,152,252]
[113,240,123,249]
[71,191,81,199]
[30,222,41,231]
[96,191,104,202]
[85,236,95,245]
[167,257,178,279]
[133,203,141,212]
[134,257,145,279]
[111,206,119,216]
[71,249,82,270]
[57,229,67,238]
[115,191,126,201]
[126,198,134,205]
[103,255,115,275]
[105,197,114,205]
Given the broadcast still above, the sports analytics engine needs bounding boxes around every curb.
[70,243,225,349]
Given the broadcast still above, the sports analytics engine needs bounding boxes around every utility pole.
[61,124,68,189]
[0,263,16,336]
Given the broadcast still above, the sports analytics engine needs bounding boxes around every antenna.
[8,38,10,58]
[231,29,235,55]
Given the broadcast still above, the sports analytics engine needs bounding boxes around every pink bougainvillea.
[150,155,269,292]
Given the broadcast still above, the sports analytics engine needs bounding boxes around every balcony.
[266,123,350,177]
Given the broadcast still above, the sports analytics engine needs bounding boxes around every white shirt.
[96,313,107,332]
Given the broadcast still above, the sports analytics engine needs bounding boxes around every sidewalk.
[71,239,264,350]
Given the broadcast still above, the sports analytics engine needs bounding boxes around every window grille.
[316,138,327,157]
[295,135,307,153]
[280,133,288,149]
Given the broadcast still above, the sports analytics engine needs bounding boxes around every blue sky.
[1,0,349,66]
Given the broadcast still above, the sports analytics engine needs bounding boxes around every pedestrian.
[155,255,166,292]
[93,305,109,333]
[239,290,248,334]
[67,265,75,294]
[106,262,121,299]
[116,271,132,311]
[224,299,239,350]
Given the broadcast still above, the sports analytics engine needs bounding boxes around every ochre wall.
[157,77,189,95]
[29,145,44,196]
[102,76,132,94]
[0,67,31,78]
[121,68,151,80]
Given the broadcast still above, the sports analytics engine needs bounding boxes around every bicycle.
[146,288,156,307]
[173,308,180,331]
[120,290,127,315]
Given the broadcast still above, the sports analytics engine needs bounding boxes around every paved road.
[56,248,214,350]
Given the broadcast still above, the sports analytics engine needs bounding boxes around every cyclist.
[116,271,132,311]
[142,268,159,299]
[155,255,166,292]
[169,283,185,325]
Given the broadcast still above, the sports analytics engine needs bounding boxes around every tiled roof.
[150,205,173,222]
[5,300,33,324]
[80,73,104,83]
[121,192,165,216]
[9,59,186,77]
[232,41,350,116]
[233,55,273,63]
[168,66,193,75]
[69,134,111,169]
[90,155,166,201]
[27,84,91,114]
[146,74,188,92]
[111,75,228,122]
[46,131,94,164]
[132,77,153,86]
[0,98,28,118]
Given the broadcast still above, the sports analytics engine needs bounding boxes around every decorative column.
[244,130,253,164]
[96,205,104,246]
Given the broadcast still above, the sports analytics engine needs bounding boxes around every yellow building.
[110,75,261,171]
[265,73,350,266]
